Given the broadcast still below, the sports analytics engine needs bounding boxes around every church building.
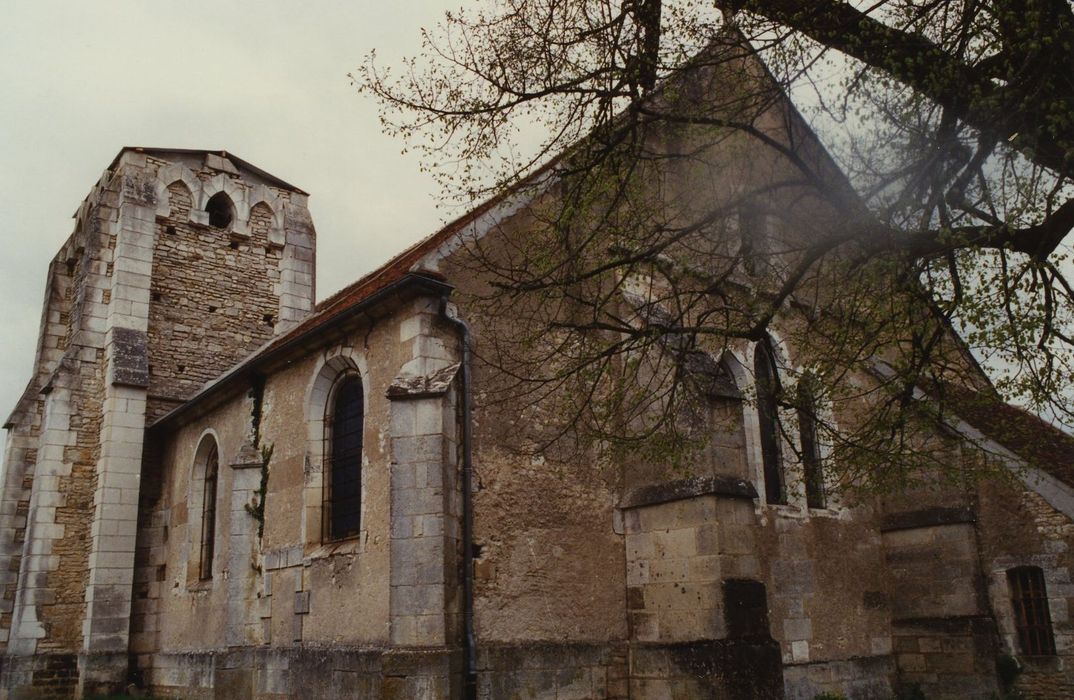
[2,44,1074,700]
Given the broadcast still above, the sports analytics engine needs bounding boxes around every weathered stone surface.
[109,327,148,388]
[6,134,1074,700]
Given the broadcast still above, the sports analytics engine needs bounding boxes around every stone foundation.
[632,640,785,699]
[135,639,786,699]
[473,640,784,700]
[782,655,895,700]
[476,643,629,699]
[1013,656,1074,700]
[892,616,1000,699]
[0,653,79,700]
[146,646,460,700]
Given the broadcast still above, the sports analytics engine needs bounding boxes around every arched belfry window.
[754,340,784,505]
[199,442,219,581]
[324,374,364,541]
[798,373,825,509]
[205,192,235,229]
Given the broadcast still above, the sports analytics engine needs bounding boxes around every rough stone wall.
[144,647,458,700]
[39,349,104,651]
[877,511,1002,699]
[882,523,982,621]
[0,407,40,642]
[623,495,751,643]
[767,512,893,670]
[890,617,999,699]
[1,149,317,698]
[476,643,628,699]
[0,206,105,649]
[433,229,899,699]
[140,395,252,655]
[146,170,290,422]
[131,291,463,699]
[782,655,895,700]
[2,185,117,661]
[977,478,1074,699]
[469,444,625,644]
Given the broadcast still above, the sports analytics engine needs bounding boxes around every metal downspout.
[439,297,477,700]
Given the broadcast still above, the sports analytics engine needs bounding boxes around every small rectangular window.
[1008,566,1056,656]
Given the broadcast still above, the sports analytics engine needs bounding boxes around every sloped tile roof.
[941,384,1074,488]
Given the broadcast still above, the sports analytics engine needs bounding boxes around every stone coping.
[620,475,757,510]
[879,506,976,533]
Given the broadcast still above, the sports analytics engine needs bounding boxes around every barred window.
[199,442,219,581]
[1008,566,1056,656]
[797,374,825,509]
[324,375,363,541]
[754,340,784,504]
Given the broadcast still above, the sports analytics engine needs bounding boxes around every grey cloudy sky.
[0,1,464,456]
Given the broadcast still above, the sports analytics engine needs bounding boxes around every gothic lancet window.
[754,340,785,505]
[798,374,826,509]
[199,442,219,581]
[324,375,364,541]
[1008,566,1057,656]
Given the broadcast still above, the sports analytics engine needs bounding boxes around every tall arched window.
[324,375,364,541]
[199,442,219,581]
[797,374,826,509]
[754,340,784,505]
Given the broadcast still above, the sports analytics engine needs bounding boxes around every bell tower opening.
[205,191,235,229]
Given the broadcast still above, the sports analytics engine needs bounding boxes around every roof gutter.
[438,297,477,699]
[150,272,454,432]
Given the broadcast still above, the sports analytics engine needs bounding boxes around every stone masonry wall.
[881,520,1000,699]
[131,288,456,697]
[977,478,1074,699]
[0,184,114,652]
[882,523,982,621]
[145,164,291,422]
[623,494,753,643]
[39,348,104,652]
[5,189,117,662]
[1,149,316,698]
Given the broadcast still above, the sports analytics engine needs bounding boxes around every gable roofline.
[938,383,1074,488]
[145,34,876,435]
[109,147,308,194]
[871,360,1074,493]
[939,388,1074,521]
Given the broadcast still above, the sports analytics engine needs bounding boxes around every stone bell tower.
[0,148,316,695]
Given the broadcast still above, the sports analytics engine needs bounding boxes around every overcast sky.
[0,1,468,457]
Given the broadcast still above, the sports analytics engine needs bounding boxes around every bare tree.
[357,1,1074,495]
